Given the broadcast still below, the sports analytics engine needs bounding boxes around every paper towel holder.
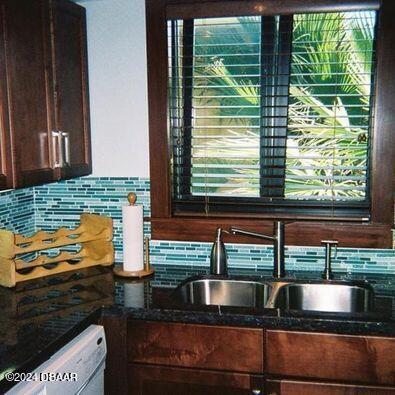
[127,192,137,206]
[114,193,155,278]
[113,235,155,278]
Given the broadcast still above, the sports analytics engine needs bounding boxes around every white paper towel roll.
[122,204,144,271]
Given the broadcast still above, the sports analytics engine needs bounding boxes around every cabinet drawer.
[266,330,395,385]
[129,364,264,395]
[266,379,395,395]
[128,320,264,373]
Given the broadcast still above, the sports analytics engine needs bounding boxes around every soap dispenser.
[210,228,228,275]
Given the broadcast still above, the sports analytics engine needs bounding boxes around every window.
[169,11,377,218]
[146,0,394,248]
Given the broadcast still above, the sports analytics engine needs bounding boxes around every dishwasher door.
[7,324,107,395]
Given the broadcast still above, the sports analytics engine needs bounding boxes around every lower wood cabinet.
[266,330,395,385]
[266,379,395,395]
[103,319,395,394]
[127,367,395,395]
[128,320,264,373]
[128,364,264,395]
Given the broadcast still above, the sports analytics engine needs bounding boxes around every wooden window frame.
[146,0,395,248]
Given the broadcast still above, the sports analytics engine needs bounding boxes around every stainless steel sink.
[171,276,375,314]
[268,282,374,313]
[172,277,273,308]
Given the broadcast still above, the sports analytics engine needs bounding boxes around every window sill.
[173,209,371,222]
[149,217,392,249]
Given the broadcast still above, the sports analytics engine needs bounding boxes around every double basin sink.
[171,276,374,314]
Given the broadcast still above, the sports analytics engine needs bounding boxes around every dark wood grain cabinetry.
[129,365,264,395]
[0,0,91,190]
[100,314,129,395]
[266,380,395,395]
[0,2,12,190]
[3,0,56,187]
[120,320,395,395]
[266,330,395,385]
[50,0,91,179]
[128,320,264,373]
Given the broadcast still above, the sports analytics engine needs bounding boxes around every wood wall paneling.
[370,0,395,225]
[166,0,380,19]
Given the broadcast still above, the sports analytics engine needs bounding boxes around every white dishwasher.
[7,324,106,395]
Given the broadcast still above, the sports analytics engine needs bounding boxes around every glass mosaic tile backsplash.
[0,188,35,235]
[34,177,151,255]
[0,176,394,274]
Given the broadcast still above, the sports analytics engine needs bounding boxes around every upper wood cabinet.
[3,0,56,188]
[0,0,91,190]
[50,0,91,180]
[0,2,12,190]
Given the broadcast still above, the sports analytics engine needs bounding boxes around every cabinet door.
[4,0,57,187]
[129,364,264,395]
[128,320,264,373]
[50,0,92,179]
[266,330,395,385]
[0,1,12,190]
[266,379,395,395]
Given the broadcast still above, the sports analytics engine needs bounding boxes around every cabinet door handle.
[51,130,63,168]
[61,131,70,166]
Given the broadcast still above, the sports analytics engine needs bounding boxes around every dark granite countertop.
[0,266,111,393]
[0,264,394,392]
[111,264,395,336]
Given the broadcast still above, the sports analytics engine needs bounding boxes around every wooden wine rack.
[0,213,114,287]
